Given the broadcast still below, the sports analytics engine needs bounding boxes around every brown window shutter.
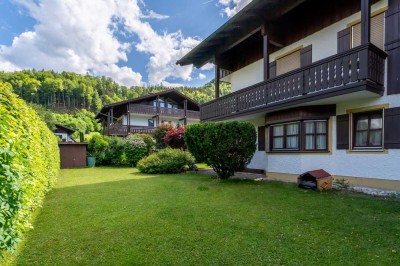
[258,126,266,151]
[385,0,400,51]
[300,45,312,67]
[337,28,351,53]
[384,107,400,149]
[336,114,350,150]
[269,61,276,79]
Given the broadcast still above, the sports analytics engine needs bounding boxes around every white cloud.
[218,0,252,17]
[0,0,201,87]
[141,10,169,20]
[198,73,206,80]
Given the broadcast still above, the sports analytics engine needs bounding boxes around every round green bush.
[137,148,195,174]
[185,121,256,179]
[0,82,60,253]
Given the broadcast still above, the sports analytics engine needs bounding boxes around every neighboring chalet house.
[178,0,400,189]
[54,124,76,142]
[95,90,201,136]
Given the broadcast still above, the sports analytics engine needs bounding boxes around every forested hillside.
[0,70,230,113]
[0,70,230,136]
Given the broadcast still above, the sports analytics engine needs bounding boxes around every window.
[276,49,301,76]
[271,122,300,150]
[352,12,385,50]
[304,121,328,151]
[270,120,329,152]
[148,119,155,127]
[353,110,383,149]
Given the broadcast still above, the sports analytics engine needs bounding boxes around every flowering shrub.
[164,126,185,149]
[153,124,174,149]
[124,138,148,167]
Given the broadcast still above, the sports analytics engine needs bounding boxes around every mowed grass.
[11,168,400,265]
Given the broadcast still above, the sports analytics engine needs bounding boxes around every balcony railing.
[201,43,387,121]
[129,104,200,119]
[105,125,156,136]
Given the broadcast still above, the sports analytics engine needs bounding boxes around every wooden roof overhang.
[177,0,380,70]
[176,0,311,68]
[55,124,76,134]
[95,89,200,120]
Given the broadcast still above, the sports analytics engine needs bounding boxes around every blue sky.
[0,0,250,87]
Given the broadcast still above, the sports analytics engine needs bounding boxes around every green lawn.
[9,168,400,265]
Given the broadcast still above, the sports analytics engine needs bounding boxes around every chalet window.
[148,119,155,127]
[271,122,300,150]
[276,49,301,76]
[304,121,328,151]
[353,110,383,149]
[270,120,329,152]
[352,12,385,50]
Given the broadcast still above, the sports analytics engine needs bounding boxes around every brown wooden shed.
[59,142,88,169]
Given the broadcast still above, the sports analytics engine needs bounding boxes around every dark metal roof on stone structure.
[95,89,200,120]
[176,0,311,68]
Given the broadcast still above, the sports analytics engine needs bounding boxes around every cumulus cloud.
[0,0,201,87]
[198,73,206,80]
[218,0,252,17]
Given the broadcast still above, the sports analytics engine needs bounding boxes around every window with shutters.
[270,120,328,152]
[351,12,385,50]
[352,110,383,149]
[276,49,301,76]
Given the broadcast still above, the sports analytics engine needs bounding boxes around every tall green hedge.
[0,82,60,253]
[185,121,256,179]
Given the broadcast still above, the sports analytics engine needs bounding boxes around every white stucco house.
[178,0,400,190]
[95,90,200,136]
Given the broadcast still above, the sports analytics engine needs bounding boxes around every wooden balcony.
[201,44,387,121]
[129,104,200,119]
[104,125,156,136]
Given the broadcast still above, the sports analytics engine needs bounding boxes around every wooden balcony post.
[215,64,220,99]
[361,0,371,44]
[184,99,188,126]
[262,25,270,81]
[110,108,114,125]
[127,103,131,135]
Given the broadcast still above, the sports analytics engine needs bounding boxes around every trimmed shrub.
[185,121,256,179]
[0,82,60,253]
[137,148,195,174]
[88,133,109,165]
[153,124,174,149]
[103,137,127,166]
[124,138,148,167]
[126,134,155,155]
[164,126,185,149]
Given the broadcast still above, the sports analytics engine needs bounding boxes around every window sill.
[267,150,331,155]
[347,149,388,154]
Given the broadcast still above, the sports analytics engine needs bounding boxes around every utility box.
[298,169,333,191]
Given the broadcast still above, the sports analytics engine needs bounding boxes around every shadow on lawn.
[12,170,400,265]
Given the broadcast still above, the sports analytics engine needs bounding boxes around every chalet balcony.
[104,125,156,136]
[201,44,387,121]
[130,104,200,119]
